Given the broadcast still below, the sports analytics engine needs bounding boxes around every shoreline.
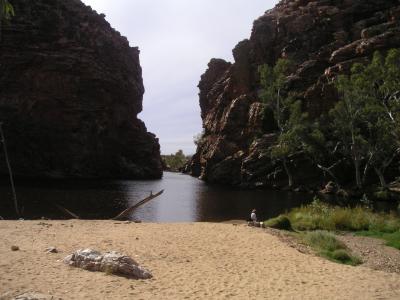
[1,220,400,299]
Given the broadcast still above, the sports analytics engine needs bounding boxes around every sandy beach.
[1,220,400,300]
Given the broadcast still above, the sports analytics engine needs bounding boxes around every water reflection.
[2,172,395,221]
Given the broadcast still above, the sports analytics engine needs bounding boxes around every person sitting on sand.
[250,209,257,224]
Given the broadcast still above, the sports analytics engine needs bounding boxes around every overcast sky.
[82,0,278,154]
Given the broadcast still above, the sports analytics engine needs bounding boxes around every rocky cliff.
[189,0,400,188]
[0,0,162,179]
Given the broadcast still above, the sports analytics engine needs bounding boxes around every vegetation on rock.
[190,0,400,192]
[259,50,400,192]
[162,150,189,172]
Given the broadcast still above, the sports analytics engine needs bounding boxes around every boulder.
[13,293,56,300]
[63,249,152,279]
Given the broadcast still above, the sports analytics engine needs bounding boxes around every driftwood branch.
[112,190,164,221]
[54,204,80,219]
[317,159,343,188]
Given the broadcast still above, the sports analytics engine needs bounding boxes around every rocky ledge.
[188,0,400,188]
[0,0,162,179]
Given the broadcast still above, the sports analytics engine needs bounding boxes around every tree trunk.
[0,123,19,216]
[351,130,362,189]
[283,158,293,188]
[374,167,387,188]
[354,158,362,189]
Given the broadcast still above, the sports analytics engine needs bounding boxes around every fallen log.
[112,190,164,221]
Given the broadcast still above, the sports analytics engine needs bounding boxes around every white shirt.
[251,212,257,222]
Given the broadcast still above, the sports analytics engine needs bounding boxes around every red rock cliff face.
[0,0,162,179]
[189,0,400,187]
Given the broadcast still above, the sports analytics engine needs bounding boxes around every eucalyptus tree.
[330,73,367,189]
[331,50,400,188]
[259,59,308,188]
[351,50,400,187]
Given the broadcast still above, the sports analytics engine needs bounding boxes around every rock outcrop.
[0,0,162,179]
[189,0,400,188]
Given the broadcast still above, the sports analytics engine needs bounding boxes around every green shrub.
[331,249,351,261]
[330,249,362,265]
[374,190,390,201]
[286,199,400,233]
[303,230,345,252]
[264,215,293,231]
[269,199,400,251]
[302,231,362,266]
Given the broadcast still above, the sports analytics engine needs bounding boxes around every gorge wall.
[189,0,400,188]
[0,0,162,179]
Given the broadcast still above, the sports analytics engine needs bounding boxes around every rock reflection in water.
[0,172,315,221]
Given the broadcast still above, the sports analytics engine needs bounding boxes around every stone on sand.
[63,249,152,279]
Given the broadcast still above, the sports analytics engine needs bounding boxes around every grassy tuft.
[303,230,344,252]
[302,231,362,266]
[264,199,400,251]
[264,215,293,231]
[285,199,400,233]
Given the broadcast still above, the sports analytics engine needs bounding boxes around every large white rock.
[63,249,152,279]
[13,292,56,300]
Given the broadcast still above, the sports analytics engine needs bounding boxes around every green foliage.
[302,230,362,265]
[357,231,400,250]
[270,97,309,160]
[256,49,400,189]
[162,150,188,172]
[264,215,293,231]
[0,0,14,22]
[303,230,344,252]
[374,189,390,201]
[0,0,14,42]
[330,50,400,188]
[285,199,400,233]
[259,59,308,187]
[331,249,362,265]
